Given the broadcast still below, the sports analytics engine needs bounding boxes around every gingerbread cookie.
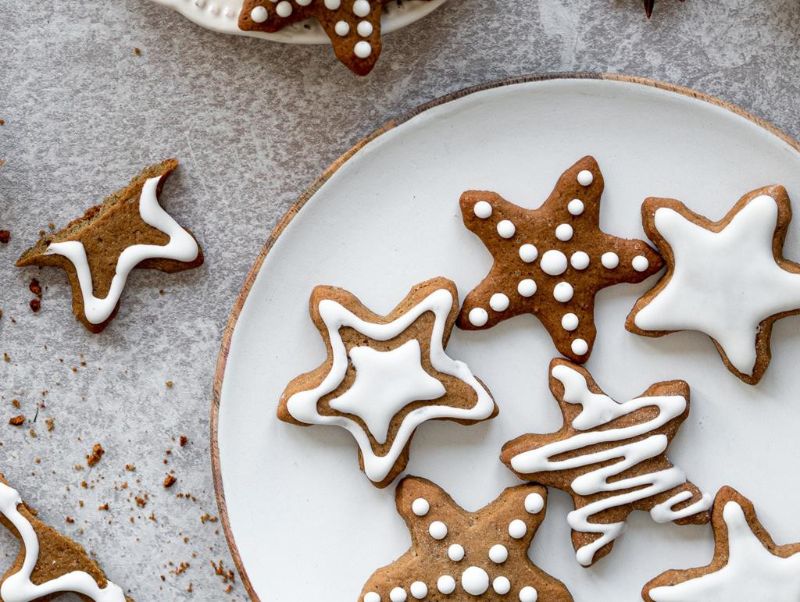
[501,359,711,567]
[458,156,662,362]
[239,0,430,75]
[0,475,128,601]
[16,159,203,333]
[626,185,800,385]
[279,277,497,488]
[359,476,573,601]
[643,487,800,601]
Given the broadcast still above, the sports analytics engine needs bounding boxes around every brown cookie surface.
[278,277,497,488]
[626,185,800,385]
[359,476,573,601]
[642,487,800,601]
[16,159,204,333]
[501,359,710,567]
[458,156,662,363]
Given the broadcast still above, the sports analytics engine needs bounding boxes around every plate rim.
[210,72,800,601]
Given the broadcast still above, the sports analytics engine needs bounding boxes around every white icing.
[561,313,579,332]
[410,582,427,599]
[519,243,538,263]
[525,493,544,514]
[633,195,800,376]
[519,585,538,602]
[297,0,312,5]
[497,220,516,239]
[568,199,585,216]
[353,0,371,17]
[649,501,800,601]
[448,544,465,562]
[517,279,537,297]
[632,255,650,272]
[540,250,568,276]
[555,224,574,241]
[250,5,268,22]
[0,483,125,602]
[577,170,594,186]
[508,519,527,539]
[328,340,445,445]
[44,175,200,325]
[412,498,430,517]
[473,200,493,219]
[570,339,588,356]
[364,593,381,602]
[468,307,489,327]
[357,20,373,37]
[553,282,573,303]
[437,575,456,594]
[354,40,372,58]
[489,544,508,564]
[325,0,341,8]
[490,293,510,312]
[601,252,619,269]
[276,0,292,17]
[286,287,495,483]
[335,20,350,35]
[429,521,448,540]
[390,587,407,602]
[461,566,489,596]
[493,576,511,595]
[509,363,711,566]
[570,251,589,270]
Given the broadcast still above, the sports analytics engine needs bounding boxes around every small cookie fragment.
[643,487,800,601]
[278,277,497,488]
[16,159,203,333]
[501,359,710,567]
[358,476,573,601]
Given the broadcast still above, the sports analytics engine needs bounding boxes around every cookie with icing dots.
[358,476,573,602]
[501,359,711,567]
[0,474,129,601]
[626,185,800,385]
[278,277,498,488]
[239,0,429,75]
[16,159,203,333]
[643,487,800,601]
[458,156,662,363]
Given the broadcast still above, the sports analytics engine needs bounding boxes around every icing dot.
[524,493,545,514]
[296,0,312,5]
[508,519,527,539]
[517,279,537,298]
[632,255,650,272]
[275,0,292,17]
[570,251,589,270]
[568,199,585,216]
[335,20,350,36]
[364,593,381,602]
[540,250,568,276]
[553,282,574,303]
[250,5,268,22]
[493,576,511,595]
[490,293,510,312]
[473,200,493,219]
[468,308,488,327]
[437,575,456,595]
[519,586,538,602]
[410,582,428,599]
[489,544,508,564]
[357,20,373,37]
[390,588,407,602]
[461,566,490,596]
[555,224,573,241]
[325,0,341,8]
[601,252,619,269]
[561,313,579,332]
[571,338,589,356]
[353,0,371,17]
[412,498,430,517]
[448,544,465,562]
[354,41,372,58]
[429,521,448,540]
[497,220,516,239]
[519,243,538,263]
[577,170,593,186]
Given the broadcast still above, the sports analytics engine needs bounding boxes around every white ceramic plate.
[150,0,447,44]
[213,75,800,601]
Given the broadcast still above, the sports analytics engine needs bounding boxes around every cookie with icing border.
[239,0,430,76]
[626,185,800,384]
[642,487,800,601]
[458,156,662,363]
[501,359,711,567]
[358,476,573,602]
[0,474,129,601]
[279,277,498,488]
[16,159,204,333]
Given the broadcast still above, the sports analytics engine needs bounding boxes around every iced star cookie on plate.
[501,359,711,567]
[278,277,497,488]
[643,487,800,602]
[458,156,662,363]
[626,185,800,384]
[359,476,573,602]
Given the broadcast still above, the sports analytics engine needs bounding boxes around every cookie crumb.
[0,230,9,244]
[165,380,174,389]
[179,435,188,447]
[29,299,41,313]
[125,463,136,472]
[45,417,55,432]
[98,503,109,511]
[8,415,24,426]
[133,47,142,56]
[163,474,177,488]
[86,443,105,467]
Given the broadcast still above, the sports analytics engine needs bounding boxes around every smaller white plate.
[149,0,448,45]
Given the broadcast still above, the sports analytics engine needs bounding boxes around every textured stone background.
[1,0,800,600]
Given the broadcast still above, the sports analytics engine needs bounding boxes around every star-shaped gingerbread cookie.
[16,159,203,333]
[501,359,711,567]
[458,156,662,363]
[359,476,573,602]
[279,277,497,488]
[626,185,800,384]
[643,487,800,601]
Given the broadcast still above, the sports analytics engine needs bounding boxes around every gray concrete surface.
[1,0,800,599]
